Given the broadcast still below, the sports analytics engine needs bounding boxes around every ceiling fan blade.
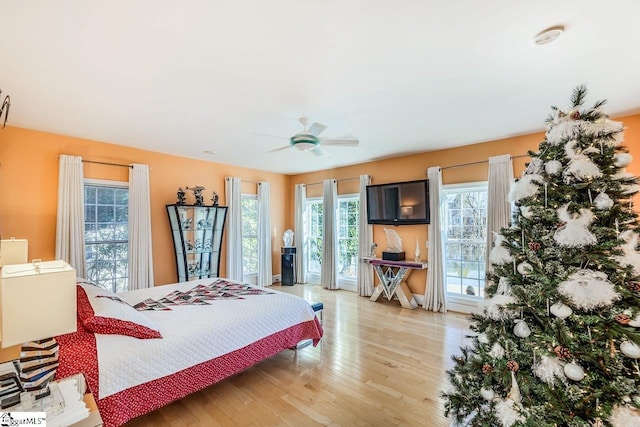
[310,146,329,157]
[267,145,292,153]
[320,138,359,147]
[253,132,288,140]
[307,122,327,137]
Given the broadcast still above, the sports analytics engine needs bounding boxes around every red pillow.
[77,284,162,339]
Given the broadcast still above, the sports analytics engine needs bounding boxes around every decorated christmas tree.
[442,86,640,426]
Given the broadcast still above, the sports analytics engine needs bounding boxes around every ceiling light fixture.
[290,135,318,151]
[0,89,10,128]
[534,26,564,45]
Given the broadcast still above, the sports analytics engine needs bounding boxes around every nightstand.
[61,373,103,427]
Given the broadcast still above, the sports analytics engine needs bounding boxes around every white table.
[362,257,427,309]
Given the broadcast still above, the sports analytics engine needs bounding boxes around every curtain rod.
[440,153,530,171]
[305,177,360,186]
[83,160,132,169]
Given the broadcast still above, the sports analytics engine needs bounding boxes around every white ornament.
[480,294,517,320]
[609,405,640,427]
[563,363,585,381]
[489,342,506,359]
[613,168,640,195]
[480,387,495,401]
[554,204,597,248]
[546,116,583,145]
[614,152,633,168]
[383,228,403,252]
[558,269,620,310]
[614,168,634,181]
[550,302,573,319]
[489,233,513,265]
[582,119,624,146]
[593,192,614,210]
[628,314,640,328]
[509,174,544,202]
[477,333,490,344]
[495,401,524,427]
[513,320,531,338]
[507,370,521,404]
[516,262,533,276]
[620,341,640,359]
[533,355,564,385]
[414,237,421,262]
[614,230,640,276]
[524,158,544,175]
[545,160,563,176]
[496,277,512,295]
[520,206,533,219]
[495,400,524,427]
[493,371,524,427]
[563,140,602,182]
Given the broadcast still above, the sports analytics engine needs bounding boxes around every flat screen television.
[366,179,430,225]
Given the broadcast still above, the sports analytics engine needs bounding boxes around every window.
[337,196,359,279]
[305,195,360,284]
[443,182,488,298]
[241,195,258,278]
[84,180,129,293]
[307,199,323,275]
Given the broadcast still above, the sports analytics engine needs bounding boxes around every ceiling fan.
[264,117,359,156]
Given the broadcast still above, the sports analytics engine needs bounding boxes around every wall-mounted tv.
[366,179,430,225]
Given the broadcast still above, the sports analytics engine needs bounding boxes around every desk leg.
[396,282,418,309]
[370,284,385,302]
[370,265,388,302]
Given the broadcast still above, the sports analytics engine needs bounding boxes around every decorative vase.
[415,237,421,262]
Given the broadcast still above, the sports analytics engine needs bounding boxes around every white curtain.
[423,167,446,313]
[485,154,514,275]
[225,177,243,281]
[257,182,272,287]
[294,184,307,284]
[321,179,339,290]
[128,164,154,290]
[55,154,87,278]
[357,174,374,296]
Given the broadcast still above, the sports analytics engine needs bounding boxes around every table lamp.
[0,238,28,267]
[0,260,77,402]
[400,206,413,219]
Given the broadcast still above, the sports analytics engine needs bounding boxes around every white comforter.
[95,279,316,398]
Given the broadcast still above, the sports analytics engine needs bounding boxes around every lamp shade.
[0,260,77,348]
[400,206,414,217]
[0,238,28,267]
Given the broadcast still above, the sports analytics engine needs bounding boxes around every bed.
[54,278,324,427]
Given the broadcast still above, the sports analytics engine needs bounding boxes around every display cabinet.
[166,204,228,282]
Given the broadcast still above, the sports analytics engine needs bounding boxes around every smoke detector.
[534,26,564,45]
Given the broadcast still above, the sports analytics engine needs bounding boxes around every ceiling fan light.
[294,141,317,151]
[290,134,318,151]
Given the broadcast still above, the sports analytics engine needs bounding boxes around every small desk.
[362,257,428,309]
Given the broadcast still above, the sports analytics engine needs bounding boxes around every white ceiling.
[3,1,640,175]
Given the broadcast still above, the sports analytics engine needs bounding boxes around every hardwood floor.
[126,284,471,426]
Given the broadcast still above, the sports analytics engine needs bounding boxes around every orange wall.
[0,126,289,285]
[290,113,640,295]
[1,113,639,291]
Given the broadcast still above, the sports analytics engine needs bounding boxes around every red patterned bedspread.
[56,305,322,426]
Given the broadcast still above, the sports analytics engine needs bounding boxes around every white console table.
[362,257,428,309]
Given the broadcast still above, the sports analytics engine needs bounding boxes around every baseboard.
[412,293,478,314]
[272,274,281,284]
